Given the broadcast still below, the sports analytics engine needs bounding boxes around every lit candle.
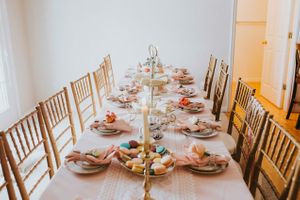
[142,105,150,151]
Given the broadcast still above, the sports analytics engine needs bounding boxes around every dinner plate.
[91,128,121,136]
[181,92,197,97]
[181,107,204,113]
[64,160,110,175]
[187,163,228,174]
[179,80,194,85]
[75,161,104,170]
[182,129,218,138]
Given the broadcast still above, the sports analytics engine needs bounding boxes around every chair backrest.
[203,55,217,99]
[296,44,300,78]
[70,73,96,132]
[227,78,256,136]
[39,87,77,168]
[250,116,300,200]
[1,107,54,200]
[235,97,268,183]
[104,54,115,93]
[93,62,109,108]
[212,60,229,121]
[0,137,17,200]
[287,155,300,200]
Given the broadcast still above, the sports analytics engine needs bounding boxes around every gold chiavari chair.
[93,62,109,108]
[71,73,97,132]
[0,107,54,200]
[39,87,77,168]
[104,54,115,94]
[217,78,255,155]
[250,116,300,200]
[203,55,217,99]
[212,60,229,121]
[227,78,256,135]
[287,156,300,200]
[0,137,16,200]
[235,96,268,184]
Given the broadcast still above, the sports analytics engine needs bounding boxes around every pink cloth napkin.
[102,119,133,132]
[65,145,118,165]
[176,119,222,132]
[173,142,230,166]
[107,94,137,103]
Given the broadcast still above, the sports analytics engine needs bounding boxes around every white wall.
[23,0,235,106]
[5,0,35,113]
[233,0,268,82]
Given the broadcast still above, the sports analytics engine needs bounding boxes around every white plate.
[182,129,218,138]
[187,163,228,174]
[180,107,204,113]
[91,128,121,136]
[64,160,110,175]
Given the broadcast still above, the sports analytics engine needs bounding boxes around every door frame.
[284,0,300,111]
[229,0,300,112]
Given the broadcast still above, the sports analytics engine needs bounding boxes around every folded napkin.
[103,119,133,132]
[65,145,118,165]
[175,87,195,95]
[173,142,230,166]
[172,73,194,81]
[91,119,133,132]
[107,94,137,103]
[176,118,222,132]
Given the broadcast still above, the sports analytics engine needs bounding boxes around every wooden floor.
[228,82,300,142]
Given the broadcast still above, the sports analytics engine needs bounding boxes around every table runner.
[40,70,253,200]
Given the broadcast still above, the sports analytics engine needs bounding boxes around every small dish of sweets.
[117,140,175,177]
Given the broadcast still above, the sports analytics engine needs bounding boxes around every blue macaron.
[120,142,131,149]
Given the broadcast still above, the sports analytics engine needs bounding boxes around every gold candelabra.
[142,145,153,200]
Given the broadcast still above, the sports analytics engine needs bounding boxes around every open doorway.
[231,0,300,140]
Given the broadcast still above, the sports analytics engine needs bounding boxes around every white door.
[261,0,292,107]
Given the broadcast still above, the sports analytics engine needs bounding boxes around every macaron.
[150,146,156,152]
[129,140,139,148]
[120,148,131,155]
[137,146,143,152]
[130,148,139,158]
[121,154,131,162]
[131,158,143,165]
[125,160,134,168]
[132,164,145,173]
[120,143,131,149]
[153,158,161,163]
[153,153,161,159]
[161,155,173,167]
[153,164,167,175]
[150,163,162,169]
[156,146,166,154]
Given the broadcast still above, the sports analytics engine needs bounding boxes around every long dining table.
[40,68,253,200]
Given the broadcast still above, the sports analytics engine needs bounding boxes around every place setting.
[171,97,205,113]
[64,145,117,175]
[90,111,133,136]
[106,92,137,108]
[176,116,221,139]
[174,142,230,175]
[172,84,198,97]
[172,69,195,85]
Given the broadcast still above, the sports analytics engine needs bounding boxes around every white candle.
[142,105,150,151]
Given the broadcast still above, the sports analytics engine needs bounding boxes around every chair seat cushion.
[218,132,236,155]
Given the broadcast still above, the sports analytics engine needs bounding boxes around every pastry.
[129,140,139,148]
[132,164,145,173]
[121,154,131,162]
[153,164,167,175]
[156,146,166,154]
[153,153,161,159]
[125,160,134,168]
[137,146,143,151]
[131,158,143,165]
[153,158,161,163]
[129,148,139,157]
[120,148,130,155]
[120,142,131,149]
[161,155,173,167]
[150,163,162,169]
